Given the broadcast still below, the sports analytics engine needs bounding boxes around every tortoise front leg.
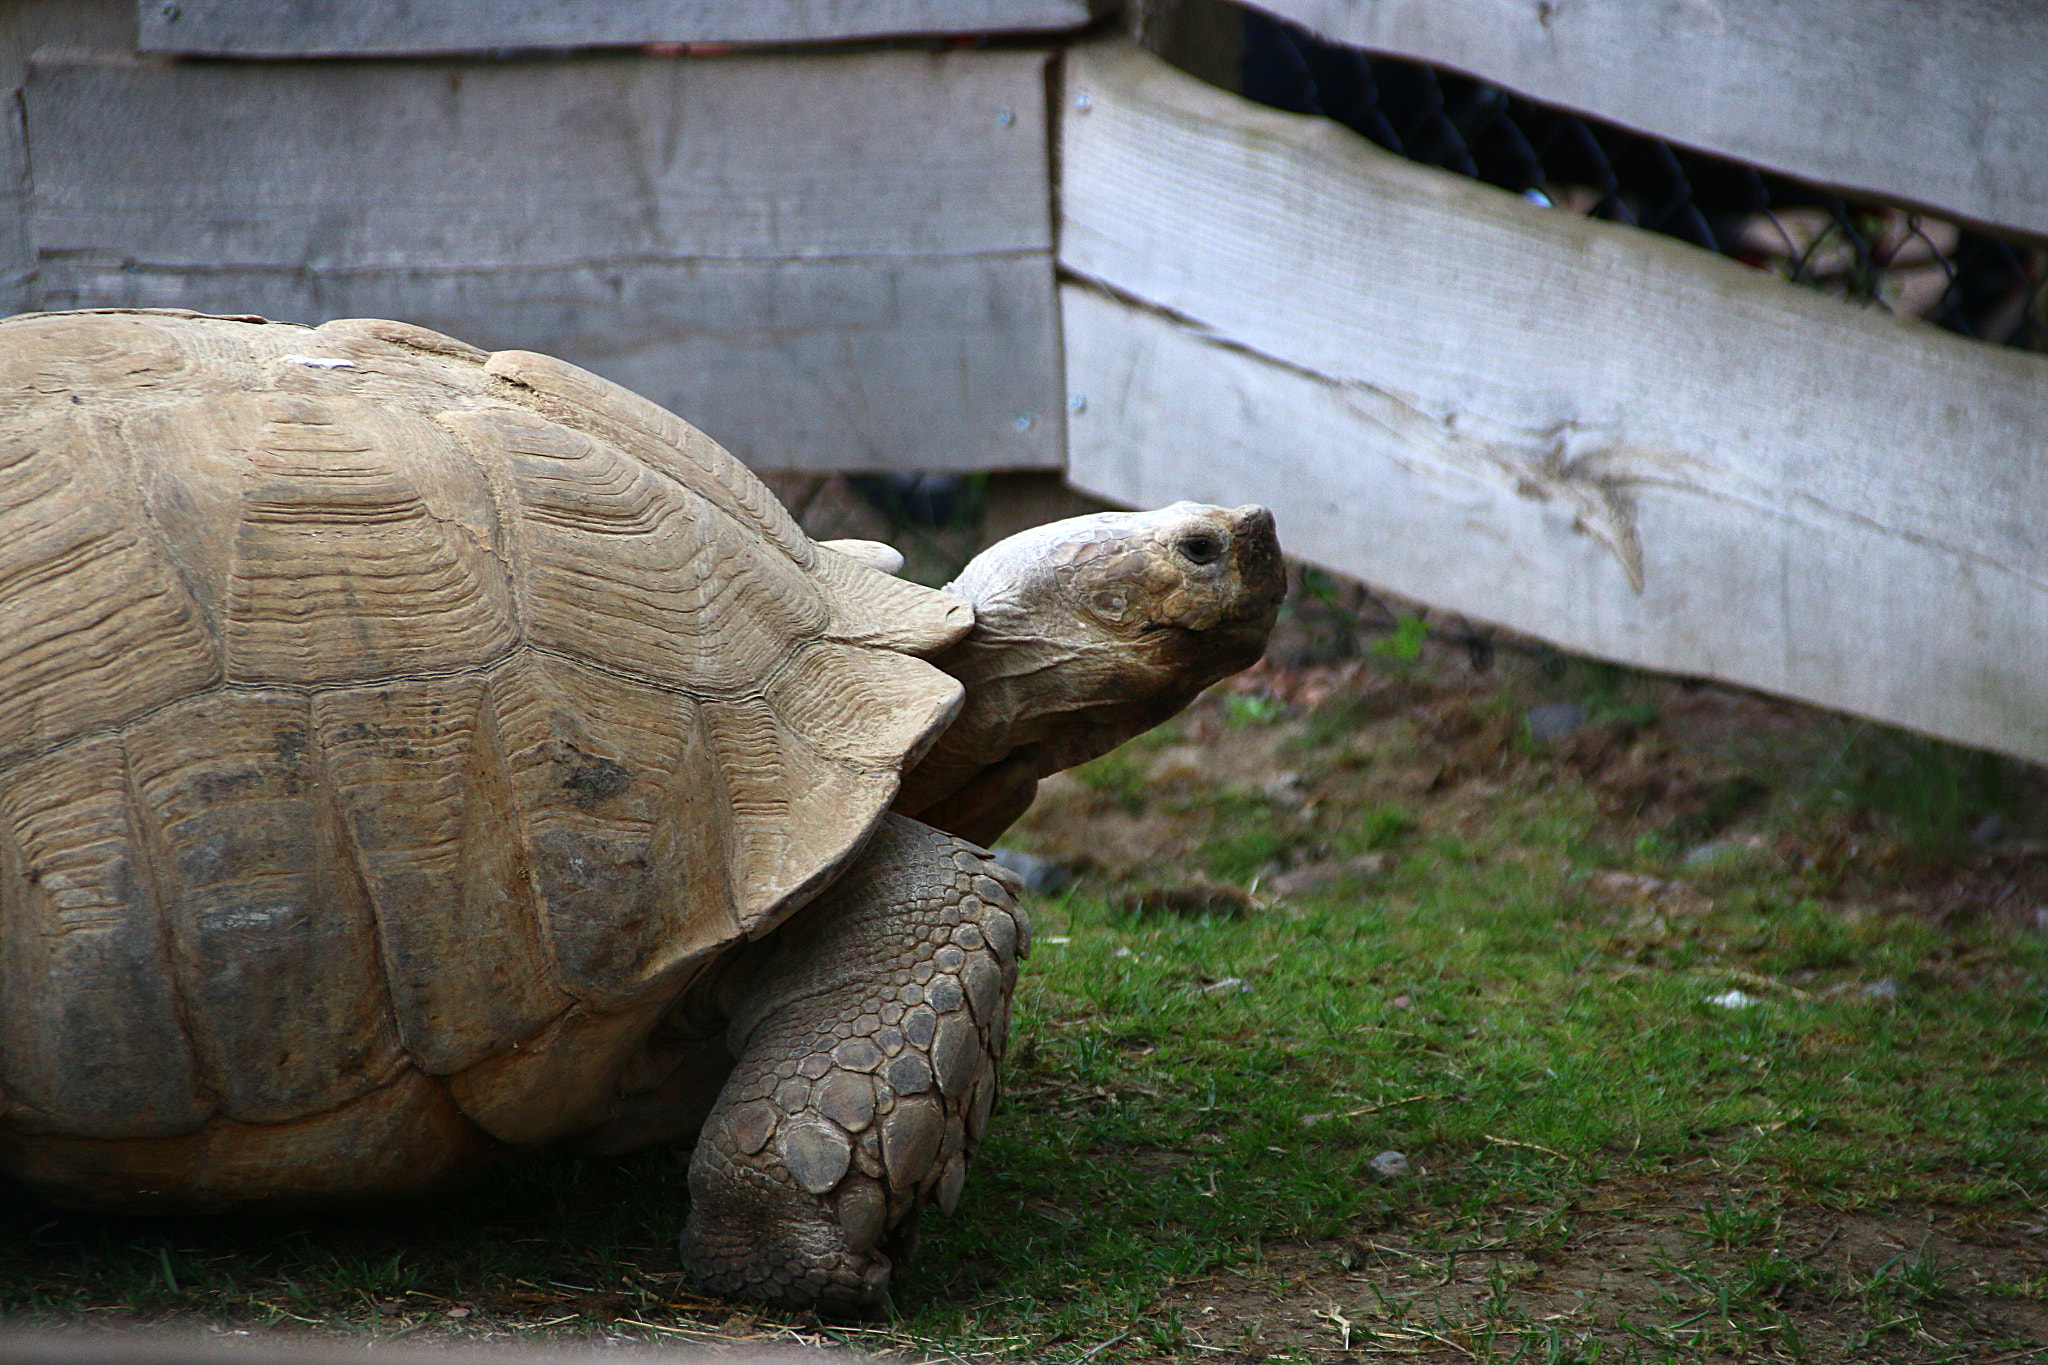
[679,815,1028,1312]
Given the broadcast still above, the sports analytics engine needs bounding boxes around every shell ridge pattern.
[304,707,415,1105]
[114,726,214,1121]
[112,408,233,663]
[4,633,954,788]
[0,402,224,776]
[0,313,232,422]
[311,669,574,1075]
[315,318,490,364]
[764,640,965,773]
[480,349,812,567]
[483,402,826,697]
[219,392,520,687]
[0,734,213,1138]
[433,410,535,640]
[810,544,975,659]
[121,686,408,1126]
[483,652,748,1007]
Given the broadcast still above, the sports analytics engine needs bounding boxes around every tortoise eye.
[1177,533,1224,565]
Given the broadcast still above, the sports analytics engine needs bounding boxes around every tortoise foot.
[679,815,1026,1311]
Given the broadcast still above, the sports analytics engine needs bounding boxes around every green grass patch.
[897,782,2048,1352]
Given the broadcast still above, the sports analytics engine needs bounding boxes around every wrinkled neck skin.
[895,503,1282,842]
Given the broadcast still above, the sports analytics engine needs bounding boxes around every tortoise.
[0,308,1283,1309]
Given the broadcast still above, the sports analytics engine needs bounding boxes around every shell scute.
[217,395,518,686]
[483,349,811,566]
[311,674,571,1075]
[123,689,405,1124]
[0,736,208,1138]
[813,542,975,657]
[489,652,740,1005]
[0,312,234,422]
[450,405,825,696]
[695,694,921,937]
[2,1065,490,1212]
[765,641,963,773]
[0,410,222,771]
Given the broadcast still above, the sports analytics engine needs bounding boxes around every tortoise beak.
[1181,504,1283,673]
[1226,505,1286,630]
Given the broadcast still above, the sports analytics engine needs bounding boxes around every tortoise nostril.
[1177,533,1225,566]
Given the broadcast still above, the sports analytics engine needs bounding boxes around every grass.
[0,645,2044,1362]
[907,792,2046,1359]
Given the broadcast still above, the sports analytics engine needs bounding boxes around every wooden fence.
[4,0,2047,763]
[5,0,1071,475]
[1059,40,2048,767]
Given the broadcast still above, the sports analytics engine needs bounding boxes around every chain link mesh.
[1242,12,2048,352]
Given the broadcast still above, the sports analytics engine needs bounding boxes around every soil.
[1166,1188,2048,1362]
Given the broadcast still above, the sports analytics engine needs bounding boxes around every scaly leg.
[678,814,1028,1311]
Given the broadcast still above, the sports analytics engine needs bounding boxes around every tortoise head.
[895,502,1284,843]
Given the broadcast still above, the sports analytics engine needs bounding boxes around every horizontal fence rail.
[1245,0,2048,242]
[1059,42,2048,767]
[139,0,1112,57]
[26,45,1064,473]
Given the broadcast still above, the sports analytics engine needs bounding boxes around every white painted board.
[1060,44,2048,764]
[26,47,1063,472]
[1248,0,2048,240]
[139,0,1108,56]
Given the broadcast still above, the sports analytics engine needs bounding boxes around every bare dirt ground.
[1157,1193,2048,1362]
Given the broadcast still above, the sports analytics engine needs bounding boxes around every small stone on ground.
[1525,702,1588,743]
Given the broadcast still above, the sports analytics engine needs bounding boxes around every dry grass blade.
[1072,1332,1129,1362]
[1483,1135,1571,1162]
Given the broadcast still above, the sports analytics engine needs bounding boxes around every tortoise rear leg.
[679,814,1028,1312]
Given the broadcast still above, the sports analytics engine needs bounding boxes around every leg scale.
[679,814,1028,1311]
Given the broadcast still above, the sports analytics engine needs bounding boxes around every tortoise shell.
[0,310,970,1206]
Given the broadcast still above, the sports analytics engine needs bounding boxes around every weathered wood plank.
[38,255,1064,472]
[140,0,1107,56]
[1060,44,2048,764]
[26,47,1062,472]
[1249,0,2048,240]
[30,49,1049,267]
[0,79,25,322]
[0,1,133,318]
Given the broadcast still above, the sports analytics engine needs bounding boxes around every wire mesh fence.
[1241,10,2048,352]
